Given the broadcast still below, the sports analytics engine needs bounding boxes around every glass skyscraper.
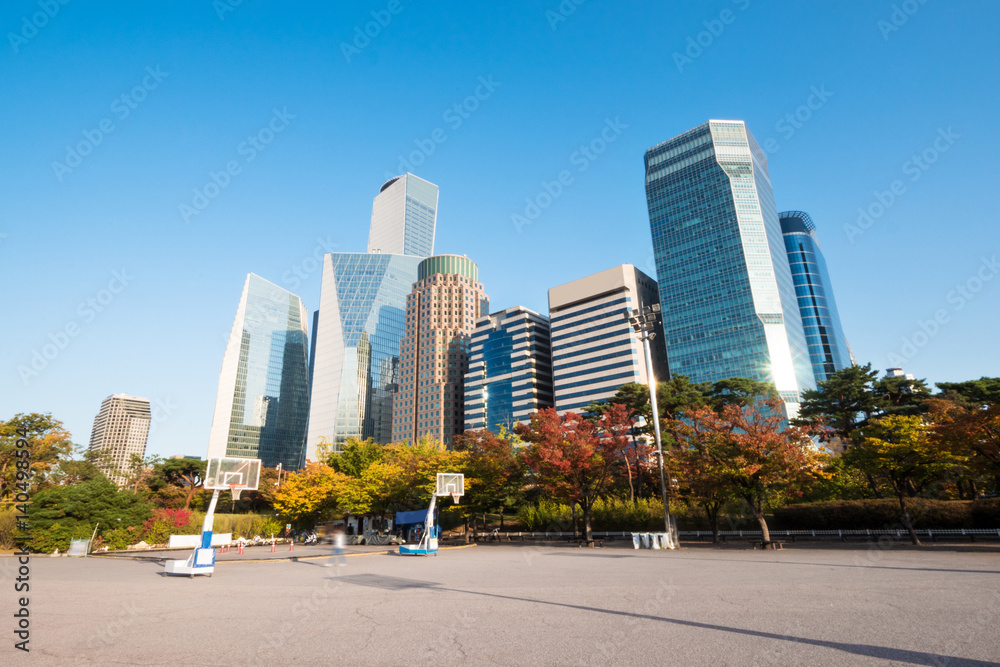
[207,274,311,470]
[306,174,439,459]
[779,211,852,384]
[307,253,422,455]
[464,306,553,433]
[644,120,814,412]
[367,173,438,257]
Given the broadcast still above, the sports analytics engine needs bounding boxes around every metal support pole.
[642,336,674,549]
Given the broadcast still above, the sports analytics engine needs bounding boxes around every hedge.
[772,499,1000,531]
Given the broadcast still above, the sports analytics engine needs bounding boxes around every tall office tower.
[307,253,422,456]
[207,274,311,470]
[779,211,852,384]
[391,255,489,445]
[367,173,439,257]
[306,175,439,460]
[88,393,151,485]
[644,120,814,414]
[548,265,668,413]
[464,306,553,433]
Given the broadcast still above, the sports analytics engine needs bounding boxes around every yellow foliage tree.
[269,462,344,524]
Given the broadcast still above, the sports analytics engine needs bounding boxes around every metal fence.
[467,528,1000,542]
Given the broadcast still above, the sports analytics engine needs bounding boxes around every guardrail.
[463,529,1000,542]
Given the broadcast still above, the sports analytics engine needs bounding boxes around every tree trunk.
[582,501,593,546]
[703,501,721,544]
[956,479,966,500]
[897,493,921,546]
[184,485,197,511]
[472,513,478,541]
[865,473,884,499]
[751,498,771,546]
[464,515,470,544]
[499,511,504,529]
[624,454,635,504]
[571,504,579,540]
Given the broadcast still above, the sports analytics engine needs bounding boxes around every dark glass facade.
[465,306,553,432]
[779,211,852,384]
[645,121,814,409]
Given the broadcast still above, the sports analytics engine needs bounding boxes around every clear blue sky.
[2,1,997,458]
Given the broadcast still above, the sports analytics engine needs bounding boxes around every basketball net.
[229,485,245,501]
[451,492,460,505]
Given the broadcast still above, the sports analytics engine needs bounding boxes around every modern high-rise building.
[548,265,668,413]
[392,255,489,445]
[644,120,814,413]
[207,274,311,470]
[307,253,422,455]
[779,211,852,384]
[367,173,439,257]
[464,306,553,433]
[88,393,151,485]
[306,175,439,459]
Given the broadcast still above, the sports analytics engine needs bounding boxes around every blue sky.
[2,1,997,458]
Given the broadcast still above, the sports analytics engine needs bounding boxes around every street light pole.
[627,303,677,550]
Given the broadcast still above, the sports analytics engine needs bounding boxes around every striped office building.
[464,306,553,433]
[548,265,669,413]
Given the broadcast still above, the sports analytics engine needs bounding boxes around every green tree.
[874,375,931,417]
[797,363,882,439]
[28,476,152,552]
[327,437,386,476]
[936,377,1000,408]
[843,415,965,545]
[149,458,207,510]
[708,377,778,412]
[0,413,75,502]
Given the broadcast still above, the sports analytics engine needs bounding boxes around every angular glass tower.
[779,211,852,384]
[367,173,438,257]
[307,174,439,459]
[464,306,553,433]
[207,274,311,470]
[307,253,422,457]
[644,120,814,412]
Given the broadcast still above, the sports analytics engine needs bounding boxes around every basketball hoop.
[229,485,245,502]
[451,492,460,505]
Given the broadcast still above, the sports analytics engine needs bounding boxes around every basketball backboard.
[205,457,261,492]
[436,472,464,500]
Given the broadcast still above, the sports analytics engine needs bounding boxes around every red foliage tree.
[518,408,624,545]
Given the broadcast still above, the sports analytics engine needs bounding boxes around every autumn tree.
[0,413,75,502]
[269,462,345,525]
[686,398,819,546]
[518,408,624,545]
[668,410,734,543]
[453,427,525,534]
[844,415,965,545]
[926,399,1000,498]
